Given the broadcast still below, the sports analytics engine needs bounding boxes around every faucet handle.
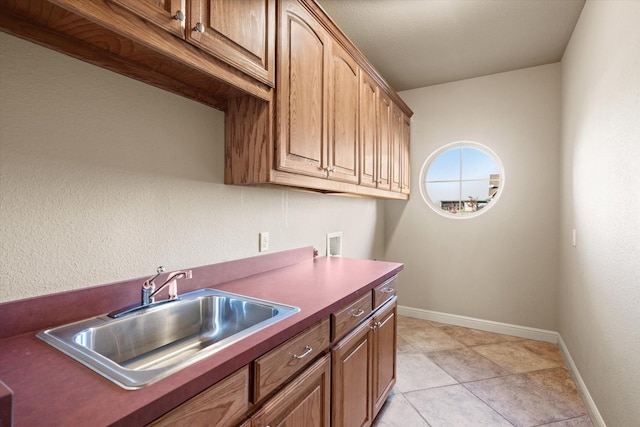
[142,266,165,290]
[165,270,192,300]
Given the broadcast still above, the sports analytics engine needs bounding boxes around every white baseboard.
[398,305,606,427]
[557,335,607,427]
[398,305,558,343]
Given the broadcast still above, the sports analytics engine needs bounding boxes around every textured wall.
[559,1,640,425]
[386,64,561,330]
[0,33,384,302]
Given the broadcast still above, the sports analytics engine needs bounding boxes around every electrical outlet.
[259,232,269,252]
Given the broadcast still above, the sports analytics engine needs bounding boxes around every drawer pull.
[351,309,365,318]
[292,345,313,359]
[381,287,395,293]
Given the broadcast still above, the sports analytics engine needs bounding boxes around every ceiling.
[316,0,586,91]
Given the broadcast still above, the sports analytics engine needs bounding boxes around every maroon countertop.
[0,249,402,426]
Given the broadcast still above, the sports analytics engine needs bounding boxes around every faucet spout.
[108,267,193,318]
[149,270,192,302]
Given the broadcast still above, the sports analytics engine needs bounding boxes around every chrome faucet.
[108,266,192,318]
[142,267,192,306]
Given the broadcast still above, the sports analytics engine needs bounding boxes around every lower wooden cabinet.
[332,298,397,427]
[331,318,374,427]
[372,299,397,417]
[147,283,398,427]
[147,365,250,427]
[251,353,331,427]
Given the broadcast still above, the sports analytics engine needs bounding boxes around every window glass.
[420,142,504,218]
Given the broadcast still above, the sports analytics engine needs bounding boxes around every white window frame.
[419,141,505,219]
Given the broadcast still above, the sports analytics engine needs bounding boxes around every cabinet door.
[401,114,411,195]
[372,299,397,417]
[110,0,185,38]
[327,42,359,183]
[390,104,403,192]
[276,0,330,179]
[377,91,392,191]
[188,0,275,85]
[252,354,331,427]
[332,320,373,427]
[359,72,378,188]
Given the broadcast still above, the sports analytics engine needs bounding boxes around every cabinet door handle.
[173,10,185,22]
[292,345,313,359]
[194,22,205,33]
[381,287,395,293]
[351,308,365,318]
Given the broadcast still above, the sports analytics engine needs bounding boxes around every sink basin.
[37,289,299,389]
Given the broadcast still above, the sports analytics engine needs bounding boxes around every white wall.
[386,64,561,330]
[0,33,384,302]
[560,1,640,425]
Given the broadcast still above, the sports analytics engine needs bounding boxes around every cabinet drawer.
[331,292,372,342]
[252,353,331,427]
[147,365,250,427]
[373,276,398,310]
[253,317,330,403]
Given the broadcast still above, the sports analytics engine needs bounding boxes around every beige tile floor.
[373,316,593,427]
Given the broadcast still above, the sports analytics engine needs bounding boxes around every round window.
[419,142,504,218]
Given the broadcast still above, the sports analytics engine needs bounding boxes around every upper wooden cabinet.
[390,104,403,193]
[109,0,186,38]
[187,0,275,86]
[276,0,330,178]
[327,41,359,184]
[109,0,275,86]
[377,90,393,191]
[0,0,410,199]
[226,0,412,199]
[359,72,378,188]
[401,113,411,194]
[276,2,360,185]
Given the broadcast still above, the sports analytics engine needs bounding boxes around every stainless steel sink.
[37,289,299,389]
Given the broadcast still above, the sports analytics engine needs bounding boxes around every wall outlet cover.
[326,232,343,257]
